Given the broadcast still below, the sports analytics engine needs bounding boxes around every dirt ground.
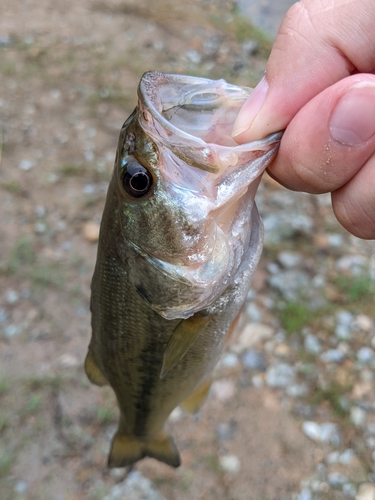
[0,1,373,499]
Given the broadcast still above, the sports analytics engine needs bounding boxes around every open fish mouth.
[122,72,282,319]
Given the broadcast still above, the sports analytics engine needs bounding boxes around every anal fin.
[160,313,212,378]
[108,431,180,468]
[180,378,212,414]
[84,350,108,387]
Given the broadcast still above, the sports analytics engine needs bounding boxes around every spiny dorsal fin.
[160,313,212,379]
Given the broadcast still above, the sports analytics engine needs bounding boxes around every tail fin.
[108,431,181,468]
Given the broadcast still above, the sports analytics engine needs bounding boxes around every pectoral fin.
[108,431,180,468]
[84,350,108,387]
[160,313,212,378]
[180,377,212,414]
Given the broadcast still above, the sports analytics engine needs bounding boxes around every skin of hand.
[232,0,375,239]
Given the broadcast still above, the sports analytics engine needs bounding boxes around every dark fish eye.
[122,157,152,198]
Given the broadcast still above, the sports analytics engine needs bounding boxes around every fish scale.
[85,72,282,468]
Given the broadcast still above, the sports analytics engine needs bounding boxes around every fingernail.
[232,77,268,138]
[330,83,375,146]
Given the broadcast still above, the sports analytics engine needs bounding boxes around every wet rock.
[103,471,167,500]
[266,363,295,388]
[241,349,267,371]
[219,454,241,473]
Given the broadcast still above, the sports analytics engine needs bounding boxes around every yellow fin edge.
[108,432,180,468]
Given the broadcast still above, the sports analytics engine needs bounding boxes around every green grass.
[23,394,42,414]
[7,235,36,273]
[279,301,315,335]
[310,382,350,419]
[335,274,374,303]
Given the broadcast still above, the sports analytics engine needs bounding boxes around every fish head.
[111,72,281,319]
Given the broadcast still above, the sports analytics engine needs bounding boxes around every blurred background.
[1,1,375,499]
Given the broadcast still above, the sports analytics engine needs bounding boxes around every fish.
[85,71,282,468]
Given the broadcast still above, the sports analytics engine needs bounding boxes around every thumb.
[233,0,375,142]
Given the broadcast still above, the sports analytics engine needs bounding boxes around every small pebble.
[297,489,312,500]
[286,384,308,398]
[266,363,295,388]
[19,159,35,171]
[216,421,236,441]
[304,334,322,354]
[219,455,241,473]
[218,352,239,368]
[277,251,303,268]
[83,222,100,243]
[14,481,28,494]
[241,349,266,371]
[34,222,47,234]
[57,354,79,368]
[357,347,374,363]
[231,323,274,353]
[320,349,345,363]
[356,483,375,500]
[327,472,347,487]
[302,421,340,445]
[350,406,366,428]
[354,314,374,332]
[211,379,236,402]
[6,290,19,305]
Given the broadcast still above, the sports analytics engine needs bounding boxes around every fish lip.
[138,71,283,162]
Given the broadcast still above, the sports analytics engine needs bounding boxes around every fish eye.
[122,157,153,198]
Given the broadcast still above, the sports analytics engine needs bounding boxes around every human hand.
[233,0,375,239]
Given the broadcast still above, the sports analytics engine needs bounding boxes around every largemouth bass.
[85,72,281,468]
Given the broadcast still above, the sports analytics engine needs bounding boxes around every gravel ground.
[1,1,375,499]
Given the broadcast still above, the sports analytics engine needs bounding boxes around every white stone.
[211,379,236,402]
[356,483,375,500]
[219,455,241,473]
[231,323,274,353]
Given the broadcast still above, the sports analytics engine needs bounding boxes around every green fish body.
[86,72,281,468]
